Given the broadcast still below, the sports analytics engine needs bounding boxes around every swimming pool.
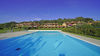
[0,31,100,56]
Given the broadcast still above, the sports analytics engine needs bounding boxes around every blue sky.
[0,0,100,23]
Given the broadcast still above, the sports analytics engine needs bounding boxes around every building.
[40,23,66,28]
[16,23,24,28]
[65,21,81,27]
[16,21,83,28]
[16,22,40,28]
[62,22,67,27]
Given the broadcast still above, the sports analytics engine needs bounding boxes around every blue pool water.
[0,31,100,56]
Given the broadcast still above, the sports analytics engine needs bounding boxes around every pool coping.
[29,30,100,47]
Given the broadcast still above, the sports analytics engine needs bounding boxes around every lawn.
[65,32,100,40]
[0,28,25,33]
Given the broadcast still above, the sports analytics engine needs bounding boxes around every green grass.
[65,31,100,40]
[13,28,25,32]
[0,30,7,33]
[0,28,10,33]
[0,28,25,33]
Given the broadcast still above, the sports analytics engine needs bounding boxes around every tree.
[75,17,85,21]
[57,18,63,25]
[84,18,94,22]
[92,21,100,28]
[75,17,94,22]
[3,22,17,32]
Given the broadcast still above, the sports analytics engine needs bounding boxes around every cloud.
[33,18,42,21]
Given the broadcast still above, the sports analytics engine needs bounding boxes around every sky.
[0,0,100,23]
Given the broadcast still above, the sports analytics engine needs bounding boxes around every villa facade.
[16,21,83,28]
[40,23,66,28]
[16,22,40,28]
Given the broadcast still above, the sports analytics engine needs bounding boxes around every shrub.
[95,28,100,37]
